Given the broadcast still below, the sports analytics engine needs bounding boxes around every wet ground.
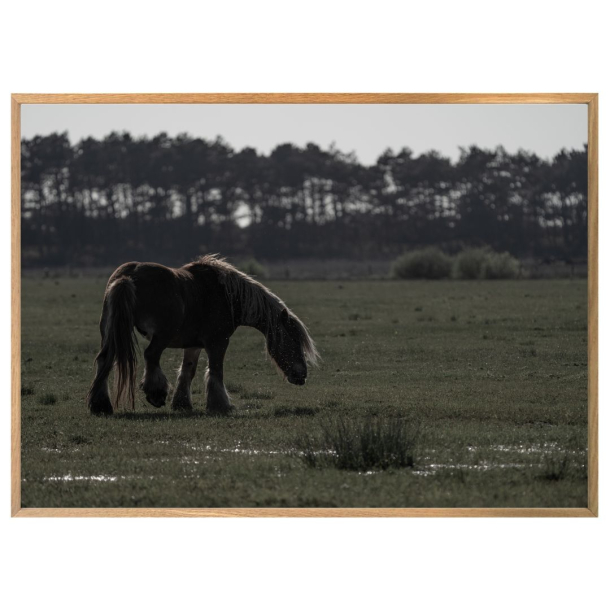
[21,277,588,507]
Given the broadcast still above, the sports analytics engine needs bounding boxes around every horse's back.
[108,262,190,341]
[105,259,234,348]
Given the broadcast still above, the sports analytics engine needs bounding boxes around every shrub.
[274,406,319,417]
[540,453,572,481]
[238,258,267,278]
[297,416,420,470]
[455,248,520,280]
[482,251,520,279]
[455,247,491,279]
[392,247,452,280]
[38,392,57,405]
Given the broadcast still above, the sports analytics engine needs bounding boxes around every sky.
[21,104,587,166]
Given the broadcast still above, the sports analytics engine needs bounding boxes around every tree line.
[21,132,587,266]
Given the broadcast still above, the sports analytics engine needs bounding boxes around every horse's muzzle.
[288,376,306,386]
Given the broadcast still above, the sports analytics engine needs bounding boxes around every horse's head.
[267,308,316,385]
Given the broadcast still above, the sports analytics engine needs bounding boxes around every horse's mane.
[195,254,319,365]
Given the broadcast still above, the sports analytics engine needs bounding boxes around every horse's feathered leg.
[171,348,201,411]
[204,338,232,415]
[140,334,170,408]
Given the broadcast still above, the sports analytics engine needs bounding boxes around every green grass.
[21,276,588,508]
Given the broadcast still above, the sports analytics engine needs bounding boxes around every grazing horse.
[87,255,318,416]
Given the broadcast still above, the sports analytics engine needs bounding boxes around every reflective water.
[31,441,586,482]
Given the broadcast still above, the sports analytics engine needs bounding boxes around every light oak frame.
[11,93,599,517]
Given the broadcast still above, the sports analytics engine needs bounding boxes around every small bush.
[38,392,57,405]
[541,453,572,481]
[69,434,92,445]
[392,248,452,280]
[455,248,520,280]
[274,406,319,417]
[238,258,267,278]
[297,416,420,471]
[455,248,491,279]
[482,251,520,279]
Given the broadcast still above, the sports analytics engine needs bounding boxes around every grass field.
[20,276,588,508]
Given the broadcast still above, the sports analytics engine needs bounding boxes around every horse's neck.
[221,268,282,336]
[240,306,274,337]
[246,317,270,337]
[237,291,278,338]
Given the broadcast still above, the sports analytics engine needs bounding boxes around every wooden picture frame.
[11,93,598,517]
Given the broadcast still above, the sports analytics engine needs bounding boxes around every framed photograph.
[11,93,598,517]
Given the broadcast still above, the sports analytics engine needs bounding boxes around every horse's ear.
[280,308,289,324]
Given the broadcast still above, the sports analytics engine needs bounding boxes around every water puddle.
[182,441,297,457]
[488,442,586,456]
[412,462,532,477]
[30,441,586,483]
[44,474,120,482]
[413,443,587,476]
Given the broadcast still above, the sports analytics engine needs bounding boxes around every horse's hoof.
[89,397,113,416]
[206,402,234,417]
[144,388,167,408]
[141,378,169,408]
[171,395,193,412]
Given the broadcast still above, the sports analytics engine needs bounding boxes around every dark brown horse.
[87,255,318,415]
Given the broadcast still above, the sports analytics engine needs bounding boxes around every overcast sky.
[21,104,587,166]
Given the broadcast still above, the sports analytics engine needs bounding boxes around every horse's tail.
[90,276,138,409]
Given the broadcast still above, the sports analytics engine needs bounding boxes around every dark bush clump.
[455,247,520,279]
[238,258,267,278]
[38,392,57,405]
[392,247,452,280]
[482,251,520,279]
[455,247,491,279]
[540,453,583,482]
[274,406,319,417]
[297,416,420,470]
